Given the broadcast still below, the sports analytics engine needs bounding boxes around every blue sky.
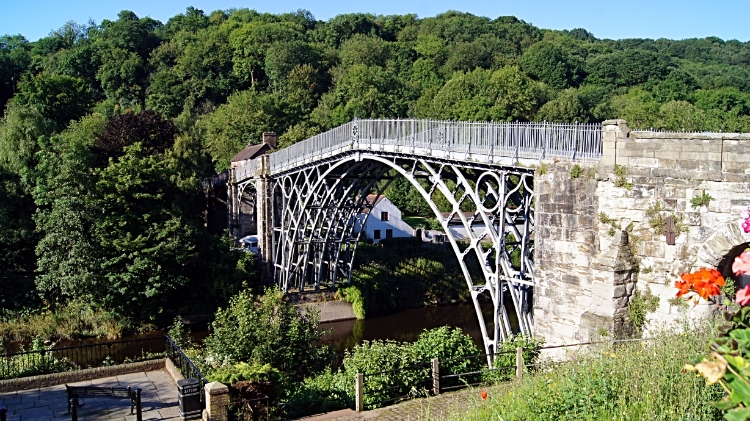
[3,0,749,42]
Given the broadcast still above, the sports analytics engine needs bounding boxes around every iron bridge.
[226,118,602,357]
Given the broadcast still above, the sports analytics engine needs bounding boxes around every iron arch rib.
[269,152,534,361]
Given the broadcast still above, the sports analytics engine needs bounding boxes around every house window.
[374,230,381,240]
[386,229,393,239]
[381,211,389,221]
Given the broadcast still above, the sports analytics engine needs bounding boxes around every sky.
[2,0,749,43]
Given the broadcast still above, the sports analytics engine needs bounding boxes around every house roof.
[230,143,274,162]
[359,194,387,214]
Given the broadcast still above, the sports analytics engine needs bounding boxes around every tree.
[14,73,93,126]
[535,89,590,123]
[230,21,303,84]
[0,35,32,115]
[521,41,584,89]
[585,49,672,88]
[197,89,289,170]
[426,66,545,122]
[92,109,177,165]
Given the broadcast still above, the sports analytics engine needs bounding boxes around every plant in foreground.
[680,247,750,420]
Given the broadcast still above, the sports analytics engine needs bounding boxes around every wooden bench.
[66,385,142,421]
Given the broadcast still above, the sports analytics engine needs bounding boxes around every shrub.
[284,327,540,417]
[202,288,333,385]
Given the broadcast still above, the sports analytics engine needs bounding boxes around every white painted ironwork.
[221,118,601,363]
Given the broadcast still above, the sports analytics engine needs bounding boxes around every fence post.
[431,358,440,395]
[203,382,229,421]
[355,373,364,413]
[516,347,524,379]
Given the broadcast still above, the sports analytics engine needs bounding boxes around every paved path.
[0,370,179,421]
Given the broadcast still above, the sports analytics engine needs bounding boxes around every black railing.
[226,396,271,421]
[165,336,208,408]
[0,336,168,380]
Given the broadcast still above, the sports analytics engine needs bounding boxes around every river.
[3,301,516,361]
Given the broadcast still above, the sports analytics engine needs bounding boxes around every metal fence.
[354,337,655,411]
[263,119,602,176]
[165,336,209,408]
[0,336,168,380]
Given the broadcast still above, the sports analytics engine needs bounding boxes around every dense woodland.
[1,7,750,329]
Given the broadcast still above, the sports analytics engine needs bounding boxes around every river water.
[3,301,516,359]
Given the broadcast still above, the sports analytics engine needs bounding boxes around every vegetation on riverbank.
[0,300,156,342]
[449,324,723,421]
[340,241,477,319]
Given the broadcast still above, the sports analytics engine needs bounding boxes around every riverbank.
[0,300,157,345]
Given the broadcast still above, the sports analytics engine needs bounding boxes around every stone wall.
[534,120,750,345]
[0,359,166,393]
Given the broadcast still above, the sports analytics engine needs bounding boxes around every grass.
[0,300,156,342]
[446,323,724,421]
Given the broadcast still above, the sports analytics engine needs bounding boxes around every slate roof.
[359,194,387,214]
[230,143,274,162]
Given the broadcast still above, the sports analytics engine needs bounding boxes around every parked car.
[239,235,260,254]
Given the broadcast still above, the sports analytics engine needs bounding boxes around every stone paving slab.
[0,370,179,421]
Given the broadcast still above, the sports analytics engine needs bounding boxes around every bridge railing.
[233,119,602,180]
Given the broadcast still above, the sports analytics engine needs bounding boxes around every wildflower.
[733,250,750,277]
[481,390,487,400]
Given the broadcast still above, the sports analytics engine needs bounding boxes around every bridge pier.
[534,120,750,345]
[255,156,274,285]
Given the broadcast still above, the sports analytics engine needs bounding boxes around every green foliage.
[536,162,547,175]
[0,338,79,380]
[197,89,290,169]
[0,299,143,342]
[14,73,93,127]
[569,164,582,179]
[599,212,618,237]
[286,327,505,416]
[206,361,281,386]
[690,304,750,420]
[521,41,584,89]
[691,189,714,208]
[168,316,192,349]
[202,288,333,384]
[450,326,723,421]
[627,286,660,331]
[613,164,632,190]
[346,243,473,318]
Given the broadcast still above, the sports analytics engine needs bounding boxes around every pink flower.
[737,285,750,306]
[742,206,750,220]
[734,251,750,277]
[744,219,750,234]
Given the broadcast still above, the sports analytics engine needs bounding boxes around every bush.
[284,327,536,417]
[207,361,281,391]
[202,288,333,386]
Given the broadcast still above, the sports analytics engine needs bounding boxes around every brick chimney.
[262,132,277,149]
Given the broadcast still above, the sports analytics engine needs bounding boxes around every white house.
[354,195,415,242]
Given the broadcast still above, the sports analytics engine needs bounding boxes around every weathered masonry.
[533,120,750,345]
[211,118,750,350]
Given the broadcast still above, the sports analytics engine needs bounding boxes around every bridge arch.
[270,151,535,356]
